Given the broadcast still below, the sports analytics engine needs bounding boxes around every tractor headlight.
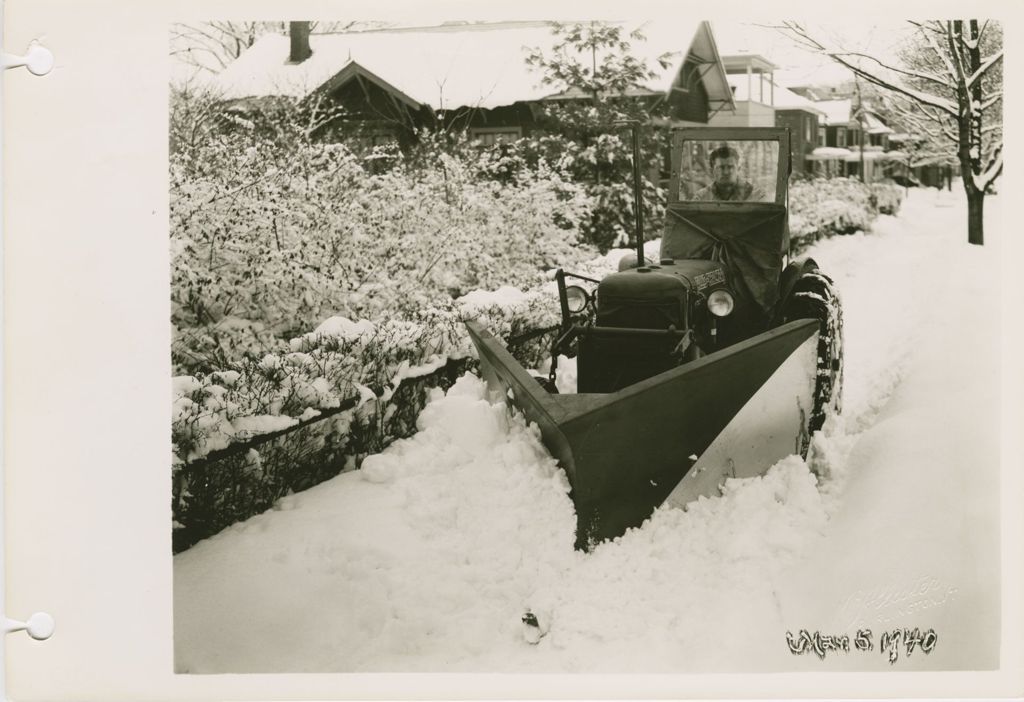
[565,285,590,313]
[707,289,734,317]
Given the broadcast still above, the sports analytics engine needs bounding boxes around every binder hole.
[24,43,54,76]
[4,41,53,76]
[26,612,55,640]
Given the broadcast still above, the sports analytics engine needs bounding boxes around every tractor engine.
[577,258,735,393]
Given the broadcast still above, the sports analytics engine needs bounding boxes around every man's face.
[712,156,739,186]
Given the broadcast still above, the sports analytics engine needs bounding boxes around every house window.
[352,129,397,150]
[837,128,846,147]
[805,119,812,142]
[470,127,522,146]
[817,126,826,146]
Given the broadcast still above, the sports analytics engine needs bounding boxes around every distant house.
[812,98,897,181]
[709,54,778,128]
[215,20,736,148]
[773,87,827,176]
[709,54,826,175]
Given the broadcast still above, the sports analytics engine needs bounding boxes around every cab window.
[677,140,779,203]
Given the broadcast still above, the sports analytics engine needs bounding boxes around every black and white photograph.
[2,2,1020,699]
[168,16,1005,674]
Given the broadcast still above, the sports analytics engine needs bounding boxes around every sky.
[710,20,906,86]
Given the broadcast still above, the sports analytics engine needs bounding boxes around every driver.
[694,145,766,202]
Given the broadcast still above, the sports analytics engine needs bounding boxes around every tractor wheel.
[777,270,844,440]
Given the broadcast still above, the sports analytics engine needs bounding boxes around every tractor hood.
[596,260,727,330]
[599,259,727,297]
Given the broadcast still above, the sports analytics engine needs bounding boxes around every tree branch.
[943,22,969,97]
[968,51,1004,89]
[980,91,1003,111]
[830,50,949,88]
[911,21,959,85]
[778,22,959,117]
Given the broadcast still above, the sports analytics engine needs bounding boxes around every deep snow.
[174,187,1002,673]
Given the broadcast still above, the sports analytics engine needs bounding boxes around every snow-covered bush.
[171,131,595,374]
[171,285,567,465]
[870,180,905,215]
[171,353,479,553]
[171,284,569,550]
[789,177,900,249]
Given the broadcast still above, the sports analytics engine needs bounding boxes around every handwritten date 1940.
[786,628,937,664]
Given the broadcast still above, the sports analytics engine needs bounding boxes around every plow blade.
[466,319,819,550]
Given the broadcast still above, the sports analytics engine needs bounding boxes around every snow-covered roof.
[216,21,734,112]
[806,146,854,160]
[813,98,895,131]
[808,145,904,162]
[815,98,854,126]
[726,75,827,116]
[772,86,828,116]
[842,149,904,162]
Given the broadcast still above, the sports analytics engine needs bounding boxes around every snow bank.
[175,188,1003,673]
[175,372,833,673]
[775,188,1002,671]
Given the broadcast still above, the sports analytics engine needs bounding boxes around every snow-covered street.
[174,187,1002,673]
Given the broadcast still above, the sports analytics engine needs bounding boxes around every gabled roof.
[861,111,894,135]
[814,98,894,131]
[215,20,734,113]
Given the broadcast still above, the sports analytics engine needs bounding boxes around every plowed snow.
[175,188,1002,672]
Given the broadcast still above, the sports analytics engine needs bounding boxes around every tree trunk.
[951,20,985,246]
[966,187,984,246]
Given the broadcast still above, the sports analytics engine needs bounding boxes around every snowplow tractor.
[466,127,843,550]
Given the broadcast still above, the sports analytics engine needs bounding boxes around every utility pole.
[854,77,866,184]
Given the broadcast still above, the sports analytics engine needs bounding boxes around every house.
[215,20,736,148]
[808,98,900,181]
[772,87,827,176]
[709,54,826,175]
[709,54,778,128]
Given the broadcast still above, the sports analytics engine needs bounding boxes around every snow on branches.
[777,20,1002,244]
[171,131,595,375]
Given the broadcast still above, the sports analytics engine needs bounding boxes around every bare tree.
[171,21,365,75]
[171,22,283,75]
[169,79,230,159]
[780,21,1002,245]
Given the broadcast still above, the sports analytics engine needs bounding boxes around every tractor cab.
[660,128,792,342]
[575,128,794,389]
